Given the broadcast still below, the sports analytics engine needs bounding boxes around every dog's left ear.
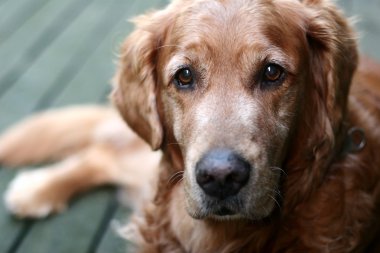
[303,0,358,142]
[285,0,358,202]
[111,8,175,150]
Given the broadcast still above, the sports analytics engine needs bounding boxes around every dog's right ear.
[112,9,175,150]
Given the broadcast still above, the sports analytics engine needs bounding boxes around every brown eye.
[262,63,284,87]
[174,67,194,89]
[264,64,283,82]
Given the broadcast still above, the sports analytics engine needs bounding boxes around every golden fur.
[2,0,380,252]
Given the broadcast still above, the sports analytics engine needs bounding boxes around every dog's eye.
[264,65,282,81]
[261,64,285,88]
[174,68,194,89]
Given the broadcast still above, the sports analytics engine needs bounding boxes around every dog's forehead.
[174,1,263,40]
[170,0,307,57]
[161,0,305,78]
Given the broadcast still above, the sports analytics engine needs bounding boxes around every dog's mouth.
[189,191,280,221]
[188,195,247,220]
[215,207,235,216]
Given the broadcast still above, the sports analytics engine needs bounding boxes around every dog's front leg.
[4,144,123,218]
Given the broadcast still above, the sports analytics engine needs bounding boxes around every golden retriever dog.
[1,0,380,252]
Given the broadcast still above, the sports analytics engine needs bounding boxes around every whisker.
[168,171,184,185]
[262,204,270,216]
[175,177,185,186]
[274,190,283,201]
[270,166,287,176]
[168,171,183,182]
[264,186,283,201]
[269,194,281,209]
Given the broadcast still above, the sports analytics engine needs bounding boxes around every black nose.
[195,149,250,199]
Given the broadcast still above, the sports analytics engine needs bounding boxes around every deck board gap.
[6,220,34,253]
[87,194,119,253]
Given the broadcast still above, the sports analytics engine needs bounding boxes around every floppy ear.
[285,0,358,201]
[111,9,174,150]
[305,0,358,141]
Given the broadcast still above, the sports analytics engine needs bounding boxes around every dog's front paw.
[4,170,67,218]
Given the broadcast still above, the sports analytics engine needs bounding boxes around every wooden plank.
[11,2,129,252]
[0,0,123,251]
[32,0,133,110]
[95,1,169,252]
[87,196,120,253]
[0,169,25,252]
[1,0,160,252]
[0,0,24,24]
[0,0,50,46]
[0,0,94,97]
[53,0,170,106]
[96,206,133,253]
[16,188,115,253]
[17,0,168,252]
[0,0,74,60]
[50,14,129,107]
[0,0,70,75]
[0,0,102,131]
[0,0,105,249]
[50,0,168,251]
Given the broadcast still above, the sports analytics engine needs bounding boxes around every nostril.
[229,169,249,184]
[195,149,251,199]
[196,172,212,185]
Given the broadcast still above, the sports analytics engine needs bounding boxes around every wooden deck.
[0,0,379,252]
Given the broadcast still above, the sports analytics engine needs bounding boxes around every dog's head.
[112,0,357,220]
